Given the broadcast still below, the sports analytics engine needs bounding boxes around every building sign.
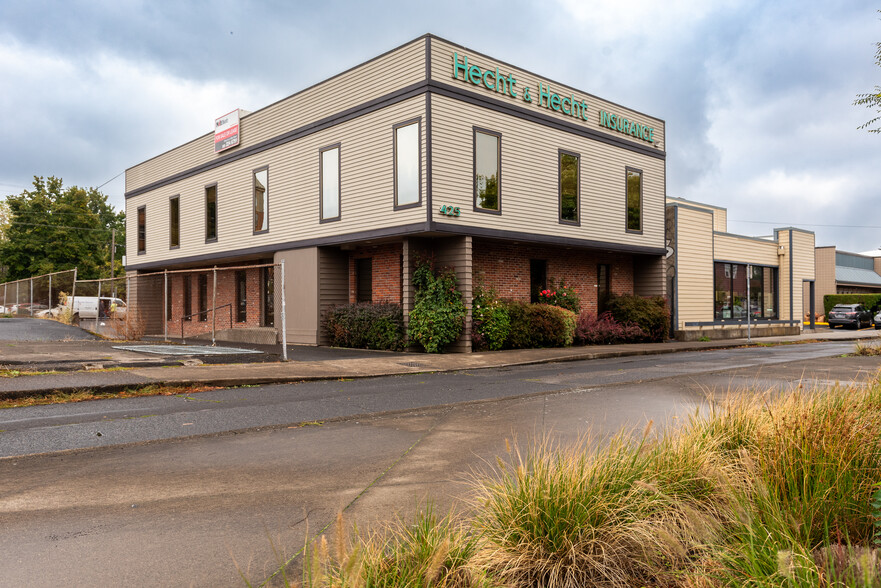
[452,53,655,143]
[214,109,240,153]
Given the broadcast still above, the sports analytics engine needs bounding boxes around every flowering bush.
[536,278,580,314]
[575,311,645,345]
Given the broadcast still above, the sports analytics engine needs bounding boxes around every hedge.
[606,294,670,342]
[323,302,405,351]
[823,294,881,317]
[501,301,576,349]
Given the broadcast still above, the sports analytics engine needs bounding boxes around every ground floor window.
[529,259,547,303]
[183,275,192,321]
[263,266,274,327]
[198,274,208,322]
[597,263,610,313]
[356,258,372,303]
[714,262,777,320]
[236,270,247,323]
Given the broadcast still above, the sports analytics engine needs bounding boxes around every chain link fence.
[0,269,78,316]
[127,263,287,358]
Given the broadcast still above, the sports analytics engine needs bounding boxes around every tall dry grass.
[249,375,881,588]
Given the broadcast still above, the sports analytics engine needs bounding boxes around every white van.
[63,297,127,320]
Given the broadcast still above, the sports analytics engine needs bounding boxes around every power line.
[730,219,881,229]
[96,171,124,190]
[4,220,113,233]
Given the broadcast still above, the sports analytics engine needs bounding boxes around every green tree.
[854,12,881,133]
[0,176,125,281]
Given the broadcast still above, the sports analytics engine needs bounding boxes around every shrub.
[824,293,881,316]
[575,311,645,345]
[323,302,405,351]
[536,278,581,314]
[501,301,575,349]
[606,294,670,342]
[471,286,511,352]
[408,259,466,353]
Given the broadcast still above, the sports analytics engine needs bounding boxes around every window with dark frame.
[254,168,268,233]
[169,196,180,248]
[320,145,340,221]
[356,258,373,303]
[713,262,778,320]
[198,274,208,322]
[262,266,274,327]
[394,120,420,208]
[205,185,218,241]
[183,275,192,322]
[166,280,172,322]
[559,151,579,224]
[529,259,547,303]
[236,270,247,323]
[597,264,611,313]
[137,206,146,253]
[626,168,642,232]
[474,129,500,212]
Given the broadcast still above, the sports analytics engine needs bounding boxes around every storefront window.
[474,129,500,211]
[714,262,777,320]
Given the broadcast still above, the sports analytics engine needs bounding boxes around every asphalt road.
[0,318,98,341]
[1,343,879,587]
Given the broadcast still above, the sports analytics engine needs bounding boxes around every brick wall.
[348,242,403,304]
[472,238,634,315]
[165,267,265,337]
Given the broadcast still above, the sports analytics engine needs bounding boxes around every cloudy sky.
[1,0,879,253]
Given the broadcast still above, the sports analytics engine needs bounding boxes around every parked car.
[827,304,872,329]
[874,309,881,330]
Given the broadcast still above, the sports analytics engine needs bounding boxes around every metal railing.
[181,303,233,345]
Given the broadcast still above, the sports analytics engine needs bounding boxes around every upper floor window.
[320,144,340,222]
[169,195,180,248]
[626,167,642,233]
[205,184,218,242]
[559,150,579,225]
[474,128,500,213]
[254,167,268,233]
[394,120,420,208]
[137,205,146,254]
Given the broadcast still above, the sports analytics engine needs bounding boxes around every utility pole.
[110,227,116,297]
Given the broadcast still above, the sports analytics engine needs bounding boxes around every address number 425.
[439,205,461,217]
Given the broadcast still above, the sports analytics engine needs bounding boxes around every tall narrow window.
[598,264,611,313]
[530,259,547,303]
[137,206,146,254]
[262,266,274,327]
[236,270,247,322]
[474,128,501,212]
[183,275,192,322]
[559,151,579,224]
[356,258,372,303]
[169,196,180,248]
[626,167,642,233]
[166,280,172,322]
[394,120,420,208]
[320,145,340,221]
[198,274,208,322]
[205,184,218,241]
[254,168,268,233]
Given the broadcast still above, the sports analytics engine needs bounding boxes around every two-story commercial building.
[125,34,668,351]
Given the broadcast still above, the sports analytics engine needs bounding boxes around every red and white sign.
[214,109,240,153]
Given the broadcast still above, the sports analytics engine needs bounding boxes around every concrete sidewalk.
[0,327,878,398]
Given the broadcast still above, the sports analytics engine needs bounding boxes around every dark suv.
[827,304,872,329]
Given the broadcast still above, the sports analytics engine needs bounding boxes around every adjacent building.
[812,247,881,315]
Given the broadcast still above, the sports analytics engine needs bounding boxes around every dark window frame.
[473,127,502,215]
[392,118,423,211]
[235,270,247,323]
[625,166,643,234]
[169,195,180,249]
[205,183,218,243]
[597,263,611,313]
[137,205,146,254]
[166,279,172,322]
[713,261,779,322]
[558,149,581,226]
[253,165,269,235]
[529,259,548,303]
[356,257,373,303]
[262,266,274,327]
[198,274,208,322]
[319,143,341,223]
[183,275,192,322]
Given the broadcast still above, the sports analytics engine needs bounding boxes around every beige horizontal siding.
[127,96,427,266]
[789,229,816,323]
[127,38,427,193]
[713,234,779,266]
[673,206,714,327]
[665,198,727,232]
[430,38,665,152]
[430,95,664,250]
